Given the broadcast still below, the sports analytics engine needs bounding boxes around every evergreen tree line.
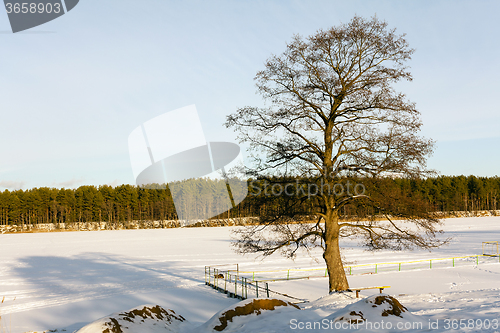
[0,175,499,226]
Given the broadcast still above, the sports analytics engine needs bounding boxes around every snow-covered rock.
[324,294,426,330]
[76,304,192,333]
[195,298,300,332]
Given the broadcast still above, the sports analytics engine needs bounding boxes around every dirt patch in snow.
[336,310,365,324]
[103,318,123,333]
[118,305,185,323]
[373,295,407,317]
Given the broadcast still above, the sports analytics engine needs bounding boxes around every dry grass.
[0,296,11,333]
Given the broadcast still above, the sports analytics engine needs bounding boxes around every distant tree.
[226,16,445,292]
[98,185,116,223]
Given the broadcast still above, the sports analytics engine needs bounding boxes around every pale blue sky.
[1,0,499,190]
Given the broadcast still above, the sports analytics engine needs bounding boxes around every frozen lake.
[1,217,500,332]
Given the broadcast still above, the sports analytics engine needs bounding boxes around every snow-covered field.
[0,217,500,332]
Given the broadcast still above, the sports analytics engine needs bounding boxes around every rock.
[325,294,425,328]
[197,298,300,332]
[76,304,191,333]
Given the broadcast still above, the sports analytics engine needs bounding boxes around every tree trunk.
[323,210,349,292]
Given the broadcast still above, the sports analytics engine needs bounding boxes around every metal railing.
[483,241,499,256]
[204,264,307,302]
[205,254,499,301]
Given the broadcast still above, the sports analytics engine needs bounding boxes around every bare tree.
[225,16,446,293]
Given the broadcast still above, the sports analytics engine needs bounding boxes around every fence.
[483,241,499,256]
[204,264,307,302]
[205,254,500,300]
[230,254,500,281]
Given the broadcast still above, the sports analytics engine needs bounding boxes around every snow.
[323,294,427,331]
[0,217,499,332]
[76,304,191,333]
[195,298,300,333]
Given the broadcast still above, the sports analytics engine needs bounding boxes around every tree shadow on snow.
[8,253,233,331]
